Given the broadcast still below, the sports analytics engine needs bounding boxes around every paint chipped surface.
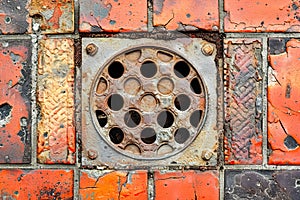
[224,0,300,32]
[225,170,300,199]
[154,170,219,200]
[0,0,30,34]
[224,39,263,164]
[268,38,300,164]
[153,0,219,31]
[79,0,147,32]
[0,169,73,199]
[37,38,75,164]
[79,170,148,199]
[0,39,31,163]
[30,0,74,34]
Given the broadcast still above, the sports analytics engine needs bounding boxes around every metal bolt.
[86,43,98,56]
[201,150,213,161]
[201,43,214,56]
[87,149,98,160]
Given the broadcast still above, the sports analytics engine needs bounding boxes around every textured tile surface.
[80,170,148,200]
[79,0,147,32]
[224,39,263,164]
[268,38,300,164]
[37,38,75,164]
[224,0,300,32]
[0,39,31,163]
[153,0,219,31]
[30,0,74,34]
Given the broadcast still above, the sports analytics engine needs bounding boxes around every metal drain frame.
[82,36,220,168]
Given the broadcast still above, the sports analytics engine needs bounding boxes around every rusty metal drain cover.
[90,47,207,159]
[82,36,220,167]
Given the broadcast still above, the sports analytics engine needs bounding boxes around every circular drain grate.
[90,47,207,159]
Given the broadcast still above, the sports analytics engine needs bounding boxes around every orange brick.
[80,170,148,200]
[224,0,300,32]
[79,0,147,32]
[268,38,300,164]
[29,0,74,34]
[154,170,219,199]
[0,169,73,199]
[0,39,31,163]
[153,0,219,31]
[37,38,75,164]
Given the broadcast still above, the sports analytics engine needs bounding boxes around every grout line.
[224,164,300,170]
[219,168,225,199]
[262,37,269,166]
[148,170,155,200]
[30,33,39,167]
[147,0,154,32]
[219,0,224,33]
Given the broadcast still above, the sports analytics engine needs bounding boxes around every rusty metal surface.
[37,38,75,164]
[225,170,300,199]
[82,36,220,167]
[79,0,147,32]
[224,39,263,164]
[0,39,31,163]
[30,0,74,34]
[0,0,29,34]
[268,38,300,164]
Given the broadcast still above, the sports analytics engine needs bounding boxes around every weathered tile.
[154,170,219,199]
[29,0,74,34]
[0,0,30,34]
[37,38,75,164]
[153,0,219,31]
[0,39,31,163]
[80,170,148,199]
[0,169,73,199]
[224,39,263,164]
[225,170,300,199]
[224,0,300,32]
[268,38,300,164]
[79,0,147,32]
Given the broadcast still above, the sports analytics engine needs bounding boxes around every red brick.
[224,0,300,32]
[29,0,74,34]
[37,38,75,164]
[79,0,147,32]
[154,170,219,199]
[224,39,263,164]
[0,169,73,199]
[0,39,31,163]
[268,38,300,164]
[0,0,29,34]
[80,170,148,199]
[153,0,219,31]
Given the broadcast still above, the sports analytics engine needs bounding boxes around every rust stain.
[37,38,75,164]
[268,38,300,164]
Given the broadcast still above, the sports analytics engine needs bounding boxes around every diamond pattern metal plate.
[81,36,220,168]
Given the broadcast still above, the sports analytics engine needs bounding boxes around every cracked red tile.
[79,170,148,200]
[153,0,219,31]
[79,0,147,32]
[268,38,300,164]
[224,0,300,32]
[154,170,219,199]
[0,39,31,163]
